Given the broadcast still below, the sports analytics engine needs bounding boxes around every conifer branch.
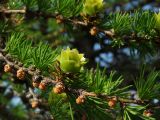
[0,47,158,119]
[1,9,160,46]
[68,88,146,104]
[0,9,88,26]
[0,49,57,85]
[1,1,160,119]
[0,49,150,106]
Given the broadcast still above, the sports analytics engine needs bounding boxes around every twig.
[67,19,88,26]
[0,9,88,26]
[0,9,26,14]
[68,88,146,104]
[29,87,38,98]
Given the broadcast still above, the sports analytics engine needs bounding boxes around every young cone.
[56,15,63,24]
[31,100,39,108]
[16,68,25,80]
[39,82,46,90]
[32,81,39,88]
[89,26,98,36]
[143,109,153,117]
[53,83,65,94]
[4,64,12,72]
[76,95,85,104]
[108,99,116,108]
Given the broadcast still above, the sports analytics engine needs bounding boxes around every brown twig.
[0,9,26,14]
[68,88,146,104]
[0,9,89,26]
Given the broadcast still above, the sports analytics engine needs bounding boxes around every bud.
[56,15,63,24]
[143,109,153,117]
[32,82,39,88]
[31,100,39,108]
[39,82,46,90]
[53,83,65,94]
[17,68,25,80]
[76,95,85,104]
[89,26,98,36]
[56,47,86,73]
[4,64,12,72]
[82,0,104,16]
[108,99,116,108]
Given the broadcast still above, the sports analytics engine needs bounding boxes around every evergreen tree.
[0,0,160,120]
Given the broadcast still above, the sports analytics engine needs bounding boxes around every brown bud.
[56,15,63,24]
[143,109,153,117]
[4,64,12,72]
[32,82,39,88]
[89,26,98,36]
[53,83,65,94]
[39,82,46,90]
[31,100,38,108]
[76,95,85,104]
[17,68,25,80]
[108,99,116,108]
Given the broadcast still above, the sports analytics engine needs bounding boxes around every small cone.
[108,99,116,108]
[39,82,46,90]
[76,95,85,104]
[143,109,153,117]
[53,83,65,94]
[31,100,38,108]
[56,15,63,24]
[17,68,25,80]
[4,64,12,72]
[89,26,98,36]
[32,82,39,88]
